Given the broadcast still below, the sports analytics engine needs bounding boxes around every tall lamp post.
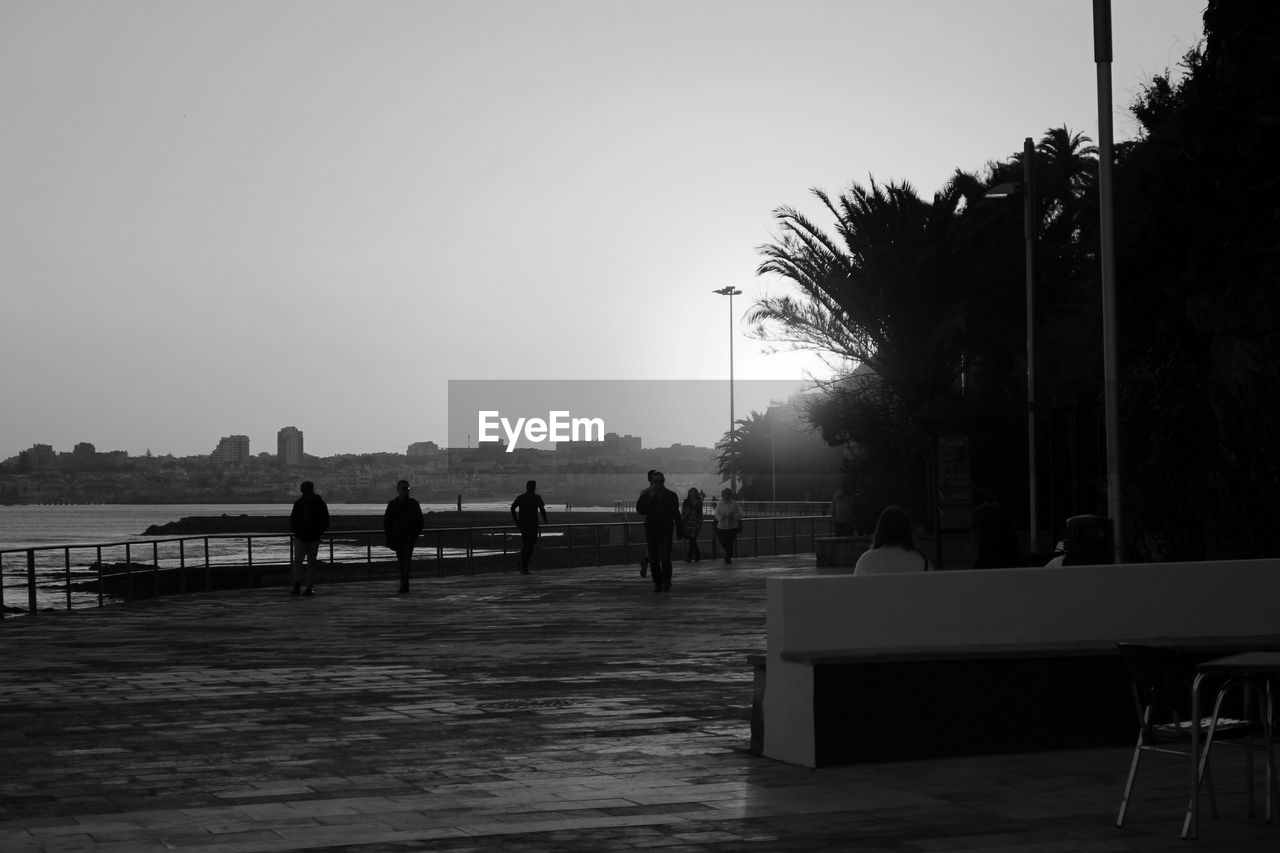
[986,136,1040,557]
[713,286,742,493]
[1094,0,1123,561]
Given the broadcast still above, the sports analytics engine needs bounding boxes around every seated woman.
[854,505,930,574]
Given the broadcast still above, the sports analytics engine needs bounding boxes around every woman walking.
[681,487,704,563]
[713,488,744,565]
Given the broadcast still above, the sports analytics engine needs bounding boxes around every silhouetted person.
[854,506,930,574]
[289,480,330,596]
[636,470,685,592]
[639,469,657,578]
[384,479,424,594]
[969,502,1024,569]
[713,487,744,564]
[510,479,548,574]
[681,487,704,563]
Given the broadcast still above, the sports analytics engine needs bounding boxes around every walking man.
[289,480,330,596]
[510,480,549,574]
[639,469,656,577]
[384,479,425,594]
[636,470,685,592]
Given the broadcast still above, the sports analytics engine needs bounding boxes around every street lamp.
[713,286,742,493]
[986,136,1040,557]
[1094,0,1123,562]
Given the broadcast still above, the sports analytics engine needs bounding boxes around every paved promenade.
[1,556,1276,852]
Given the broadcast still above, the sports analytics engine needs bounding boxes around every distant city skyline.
[2,1,1208,458]
[10,377,810,460]
[6,423,724,463]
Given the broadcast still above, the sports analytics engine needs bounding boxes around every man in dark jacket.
[510,480,548,574]
[289,481,330,596]
[636,470,685,592]
[384,479,425,594]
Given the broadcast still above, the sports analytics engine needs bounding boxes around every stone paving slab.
[2,556,1278,851]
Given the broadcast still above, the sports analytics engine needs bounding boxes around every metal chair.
[1115,643,1268,828]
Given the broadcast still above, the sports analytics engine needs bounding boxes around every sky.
[0,0,1207,458]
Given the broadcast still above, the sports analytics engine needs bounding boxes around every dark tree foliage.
[748,131,1100,532]
[744,2,1277,558]
[747,178,1010,522]
[1115,0,1280,559]
[714,405,843,501]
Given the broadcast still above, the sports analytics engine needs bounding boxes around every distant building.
[407,441,441,457]
[211,435,251,465]
[277,426,304,465]
[335,467,375,491]
[559,432,642,460]
[27,443,55,470]
[73,442,96,458]
[612,433,642,455]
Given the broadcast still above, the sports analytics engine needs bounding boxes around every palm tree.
[751,176,985,416]
[747,127,1106,521]
[714,410,773,498]
[748,176,1004,514]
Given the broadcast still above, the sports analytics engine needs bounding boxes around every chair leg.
[1187,723,1222,828]
[1202,686,1240,820]
[1117,737,1145,827]
[1258,683,1276,823]
[1205,756,1219,819]
[1210,679,1265,819]
[1247,718,1257,818]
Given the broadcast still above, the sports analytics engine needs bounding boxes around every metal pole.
[1023,136,1039,556]
[729,290,737,494]
[713,286,743,494]
[26,550,37,616]
[125,543,133,601]
[1094,0,1123,560]
[64,546,72,610]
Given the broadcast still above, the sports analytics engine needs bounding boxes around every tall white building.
[277,426,304,465]
[211,435,250,465]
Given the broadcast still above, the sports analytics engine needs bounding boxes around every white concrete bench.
[763,558,1280,766]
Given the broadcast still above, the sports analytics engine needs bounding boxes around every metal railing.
[0,516,831,617]
[613,499,832,517]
